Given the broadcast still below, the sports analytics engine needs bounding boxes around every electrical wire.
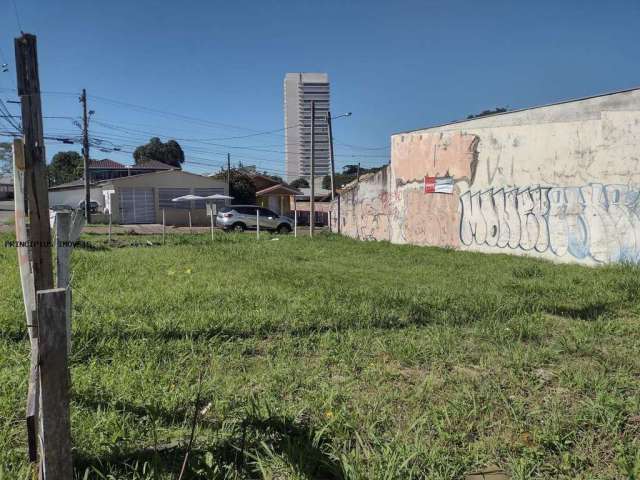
[11,0,23,33]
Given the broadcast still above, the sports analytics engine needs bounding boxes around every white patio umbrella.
[171,194,205,202]
[204,194,234,200]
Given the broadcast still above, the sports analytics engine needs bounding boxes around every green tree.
[323,164,387,190]
[133,137,185,168]
[210,169,256,204]
[262,172,283,183]
[48,151,83,186]
[467,107,508,119]
[290,177,309,189]
[342,164,359,175]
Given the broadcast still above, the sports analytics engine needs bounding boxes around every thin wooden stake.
[108,210,112,244]
[162,208,165,244]
[38,288,72,480]
[55,212,72,356]
[188,210,192,234]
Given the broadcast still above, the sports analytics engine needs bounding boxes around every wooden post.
[294,203,297,238]
[15,33,54,293]
[329,210,332,233]
[188,210,192,234]
[37,288,72,480]
[12,138,39,462]
[55,212,72,356]
[256,209,260,240]
[108,210,112,244]
[15,34,55,472]
[162,208,165,244]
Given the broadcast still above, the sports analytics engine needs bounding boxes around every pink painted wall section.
[332,89,640,265]
[392,132,479,184]
[335,167,462,247]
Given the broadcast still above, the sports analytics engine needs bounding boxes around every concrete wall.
[333,88,640,265]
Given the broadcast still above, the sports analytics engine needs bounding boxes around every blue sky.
[0,0,638,177]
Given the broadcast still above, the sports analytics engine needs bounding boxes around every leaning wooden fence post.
[15,33,56,475]
[38,288,73,480]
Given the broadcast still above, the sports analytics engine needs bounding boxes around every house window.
[159,188,190,209]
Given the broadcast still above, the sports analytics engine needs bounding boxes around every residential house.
[48,170,227,225]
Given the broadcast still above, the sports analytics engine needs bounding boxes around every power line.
[0,98,21,132]
[333,139,390,150]
[88,94,301,139]
[0,88,392,152]
[11,0,23,33]
[87,120,390,160]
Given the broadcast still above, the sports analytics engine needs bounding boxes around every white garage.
[118,188,155,224]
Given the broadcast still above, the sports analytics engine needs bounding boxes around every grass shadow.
[543,302,611,321]
[74,395,343,479]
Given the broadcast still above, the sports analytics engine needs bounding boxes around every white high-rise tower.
[284,73,330,184]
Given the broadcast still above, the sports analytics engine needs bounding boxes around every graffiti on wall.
[460,183,640,263]
[402,188,459,246]
[339,174,461,248]
[352,191,394,241]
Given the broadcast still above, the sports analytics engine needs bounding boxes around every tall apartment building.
[284,73,330,184]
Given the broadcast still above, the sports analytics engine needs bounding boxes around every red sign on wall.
[424,176,437,193]
[424,176,454,194]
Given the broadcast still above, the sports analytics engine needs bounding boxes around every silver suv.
[216,205,293,233]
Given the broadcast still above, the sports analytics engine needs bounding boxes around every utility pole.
[80,89,90,223]
[226,153,231,204]
[327,111,339,233]
[309,100,315,237]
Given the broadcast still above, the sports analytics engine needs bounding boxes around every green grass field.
[1,231,640,479]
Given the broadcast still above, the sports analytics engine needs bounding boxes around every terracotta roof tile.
[89,159,126,169]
